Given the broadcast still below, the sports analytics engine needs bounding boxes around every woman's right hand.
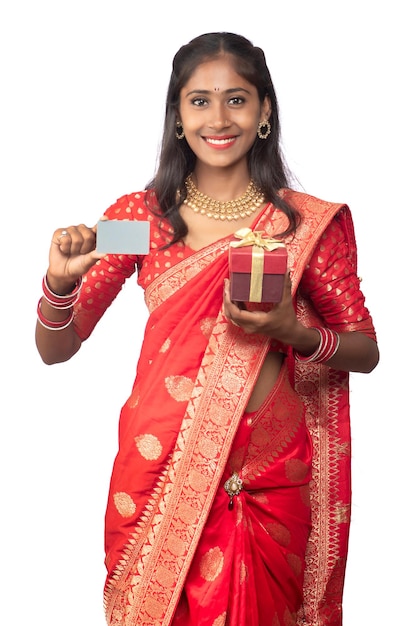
[47,223,104,294]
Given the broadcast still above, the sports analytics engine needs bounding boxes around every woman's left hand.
[223,272,300,343]
[223,273,380,373]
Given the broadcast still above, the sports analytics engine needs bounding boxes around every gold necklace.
[183,174,265,221]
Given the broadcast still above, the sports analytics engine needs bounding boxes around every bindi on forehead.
[214,87,220,91]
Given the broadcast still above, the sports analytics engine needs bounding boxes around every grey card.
[96,220,150,254]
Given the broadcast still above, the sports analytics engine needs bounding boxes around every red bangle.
[37,298,74,330]
[42,275,82,309]
[294,327,340,363]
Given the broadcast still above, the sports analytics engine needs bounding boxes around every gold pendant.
[224,471,243,510]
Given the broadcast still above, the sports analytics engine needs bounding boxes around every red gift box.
[229,229,287,303]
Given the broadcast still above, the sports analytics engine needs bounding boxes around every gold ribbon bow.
[230,228,285,302]
[229,228,284,251]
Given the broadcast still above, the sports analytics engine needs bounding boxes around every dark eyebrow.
[184,87,251,98]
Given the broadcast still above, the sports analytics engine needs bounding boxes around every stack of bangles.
[37,275,82,331]
[294,327,340,363]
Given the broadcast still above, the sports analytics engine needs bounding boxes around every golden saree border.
[255,191,353,625]
[294,301,351,626]
[105,238,272,626]
[282,192,354,626]
[144,237,232,313]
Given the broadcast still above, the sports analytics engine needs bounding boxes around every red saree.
[73,189,376,626]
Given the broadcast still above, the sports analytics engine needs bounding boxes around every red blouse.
[73,191,376,344]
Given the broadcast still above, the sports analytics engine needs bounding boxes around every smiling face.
[178,54,271,173]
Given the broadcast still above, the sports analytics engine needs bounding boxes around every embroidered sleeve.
[72,193,147,341]
[73,253,138,341]
[299,215,377,340]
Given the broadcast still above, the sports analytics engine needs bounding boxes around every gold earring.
[176,121,185,140]
[257,120,271,139]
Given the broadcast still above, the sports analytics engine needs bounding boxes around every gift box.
[229,229,287,303]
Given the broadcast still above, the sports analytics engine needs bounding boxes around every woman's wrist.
[277,322,320,355]
[37,298,74,330]
[293,327,340,363]
[37,273,82,331]
[287,325,320,354]
[45,272,81,297]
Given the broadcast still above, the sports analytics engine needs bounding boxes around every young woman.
[36,32,379,626]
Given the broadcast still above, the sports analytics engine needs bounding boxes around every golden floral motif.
[200,316,216,338]
[232,342,256,360]
[294,379,317,397]
[199,546,224,582]
[177,502,198,524]
[165,375,194,402]
[113,492,136,517]
[166,533,186,557]
[220,370,242,394]
[300,484,311,507]
[286,553,302,577]
[250,423,271,447]
[135,434,163,460]
[265,521,291,546]
[143,596,165,619]
[285,458,310,483]
[155,565,176,588]
[212,613,227,626]
[159,338,171,353]
[198,437,219,460]
[251,491,269,504]
[188,469,209,492]
[127,389,139,408]
[207,404,231,426]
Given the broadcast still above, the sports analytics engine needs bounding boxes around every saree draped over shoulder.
[73,189,376,626]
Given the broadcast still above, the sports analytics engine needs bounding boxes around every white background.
[0,1,415,624]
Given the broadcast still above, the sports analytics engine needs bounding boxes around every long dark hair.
[146,32,300,244]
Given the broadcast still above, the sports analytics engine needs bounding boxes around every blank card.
[96,220,150,254]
